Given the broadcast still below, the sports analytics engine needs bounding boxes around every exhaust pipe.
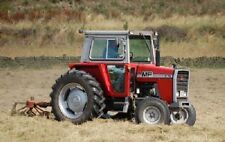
[154,32,160,66]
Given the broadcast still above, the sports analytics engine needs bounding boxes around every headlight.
[176,92,179,97]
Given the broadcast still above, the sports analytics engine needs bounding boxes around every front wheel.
[170,105,196,126]
[135,98,170,125]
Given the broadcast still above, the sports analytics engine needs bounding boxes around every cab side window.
[90,38,124,60]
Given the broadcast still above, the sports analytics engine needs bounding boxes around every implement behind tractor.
[11,97,51,118]
[12,30,196,126]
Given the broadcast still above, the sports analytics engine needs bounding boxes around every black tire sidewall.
[185,105,196,126]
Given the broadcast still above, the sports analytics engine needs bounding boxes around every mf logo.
[142,71,153,77]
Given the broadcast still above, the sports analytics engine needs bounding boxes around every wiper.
[140,33,151,56]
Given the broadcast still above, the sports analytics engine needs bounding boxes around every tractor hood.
[134,63,175,103]
[135,64,174,79]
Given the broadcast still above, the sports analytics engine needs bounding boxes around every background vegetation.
[0,2,225,141]
[0,0,225,57]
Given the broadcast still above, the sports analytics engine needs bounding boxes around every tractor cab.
[80,30,159,65]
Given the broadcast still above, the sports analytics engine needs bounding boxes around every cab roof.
[79,30,154,36]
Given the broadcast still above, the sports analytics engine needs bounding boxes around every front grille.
[173,69,190,103]
[177,71,189,92]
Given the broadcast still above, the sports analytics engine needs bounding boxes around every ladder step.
[113,97,129,113]
[114,102,126,105]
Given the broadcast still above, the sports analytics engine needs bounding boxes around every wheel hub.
[67,89,87,113]
[58,83,88,119]
[150,112,155,118]
[143,106,161,124]
[170,108,188,124]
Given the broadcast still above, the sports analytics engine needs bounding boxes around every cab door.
[89,36,130,97]
[106,64,131,97]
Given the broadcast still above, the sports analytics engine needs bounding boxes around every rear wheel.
[170,105,196,126]
[135,98,170,125]
[50,69,105,124]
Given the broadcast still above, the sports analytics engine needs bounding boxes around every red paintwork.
[135,64,174,103]
[69,62,130,98]
[68,62,174,104]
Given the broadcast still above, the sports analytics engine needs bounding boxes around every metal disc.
[58,83,88,119]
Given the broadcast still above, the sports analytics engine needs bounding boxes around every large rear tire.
[50,69,105,124]
[135,97,170,125]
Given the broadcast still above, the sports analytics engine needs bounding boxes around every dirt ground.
[0,68,225,142]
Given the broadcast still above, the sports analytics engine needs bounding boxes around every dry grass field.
[0,68,225,142]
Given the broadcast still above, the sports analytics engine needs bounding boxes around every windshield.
[129,36,152,62]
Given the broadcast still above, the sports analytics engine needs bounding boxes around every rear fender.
[68,63,130,98]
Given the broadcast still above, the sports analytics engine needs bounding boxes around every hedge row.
[0,56,225,69]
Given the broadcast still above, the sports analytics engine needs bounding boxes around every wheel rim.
[58,83,88,119]
[170,108,189,124]
[143,106,162,124]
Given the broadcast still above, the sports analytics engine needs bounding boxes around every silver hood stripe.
[137,73,173,78]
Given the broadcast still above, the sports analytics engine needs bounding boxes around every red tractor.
[50,30,196,125]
